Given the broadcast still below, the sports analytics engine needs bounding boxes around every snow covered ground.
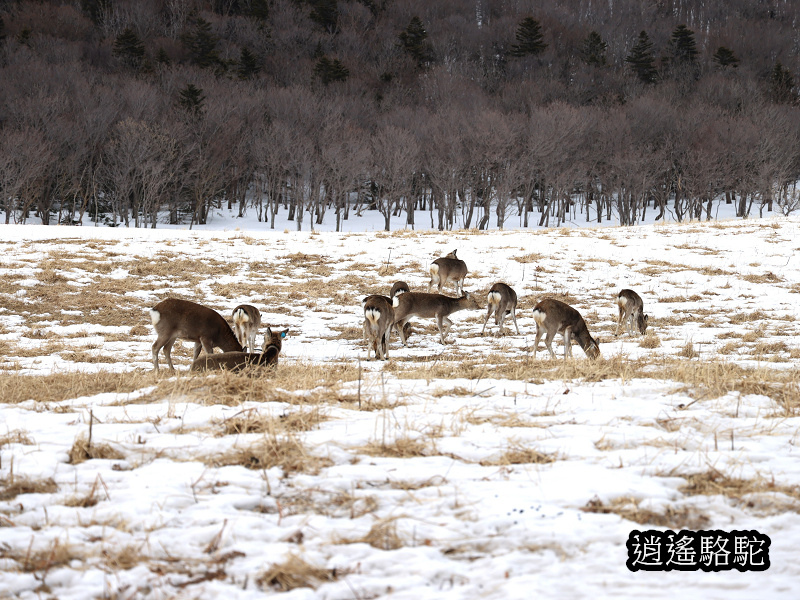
[1,209,800,599]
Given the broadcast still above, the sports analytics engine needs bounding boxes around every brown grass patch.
[678,470,800,505]
[480,442,556,466]
[218,408,325,435]
[257,553,340,592]
[0,371,153,405]
[0,475,58,500]
[638,333,661,348]
[582,496,710,529]
[360,436,429,458]
[0,430,35,447]
[68,434,125,465]
[741,272,782,284]
[209,432,332,475]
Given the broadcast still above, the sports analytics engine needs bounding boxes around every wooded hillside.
[1,0,799,229]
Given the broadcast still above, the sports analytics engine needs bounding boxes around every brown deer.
[616,289,648,336]
[428,250,467,296]
[482,282,520,336]
[191,327,288,372]
[150,298,243,371]
[531,298,600,360]
[393,291,481,345]
[390,281,410,298]
[362,295,394,360]
[232,304,261,352]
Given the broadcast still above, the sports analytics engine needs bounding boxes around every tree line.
[1,0,799,230]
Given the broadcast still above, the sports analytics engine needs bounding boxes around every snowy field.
[2,210,800,599]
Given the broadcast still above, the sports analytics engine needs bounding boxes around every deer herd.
[149,248,649,372]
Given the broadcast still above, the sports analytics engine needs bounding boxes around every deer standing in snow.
[232,304,262,352]
[482,282,520,336]
[191,327,288,372]
[393,291,481,345]
[150,298,243,371]
[428,250,467,296]
[531,298,600,360]
[362,295,394,360]
[615,289,648,336]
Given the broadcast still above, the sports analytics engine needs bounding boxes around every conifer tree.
[249,0,269,22]
[713,46,739,68]
[625,31,658,84]
[181,17,222,71]
[179,84,205,116]
[113,28,145,69]
[309,0,339,34]
[510,17,547,58]
[237,47,261,80]
[314,56,349,85]
[579,31,607,67]
[155,47,171,67]
[399,16,432,68]
[667,25,699,66]
[0,16,6,44]
[770,61,797,104]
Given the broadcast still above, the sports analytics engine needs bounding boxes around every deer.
[232,304,262,352]
[362,295,394,360]
[531,298,600,360]
[616,289,648,336]
[150,298,243,371]
[390,281,410,298]
[481,282,520,336]
[191,327,288,372]
[428,250,467,296]
[393,291,481,345]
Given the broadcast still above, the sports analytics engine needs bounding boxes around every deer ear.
[280,329,288,338]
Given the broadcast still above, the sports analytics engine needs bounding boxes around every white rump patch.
[532,309,546,326]
[365,307,381,323]
[392,296,400,308]
[149,309,161,326]
[487,291,501,305]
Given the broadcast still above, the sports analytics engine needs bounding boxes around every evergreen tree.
[713,46,739,68]
[309,0,339,34]
[17,27,32,48]
[510,17,547,58]
[398,16,432,68]
[249,0,269,22]
[81,0,109,26]
[625,31,658,84]
[770,61,797,104]
[579,31,607,67]
[237,47,261,80]
[0,15,6,44]
[155,47,171,67]
[668,25,699,65]
[112,28,146,69]
[181,17,223,71]
[179,84,205,116]
[314,56,349,85]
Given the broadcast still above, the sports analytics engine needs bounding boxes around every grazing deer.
[616,289,648,336]
[428,250,467,296]
[531,298,600,360]
[362,295,394,360]
[482,282,520,336]
[232,304,262,352]
[191,327,288,372]
[393,291,481,345]
[390,281,410,298]
[150,298,243,371]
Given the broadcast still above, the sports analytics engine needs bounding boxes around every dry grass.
[360,436,430,458]
[582,496,710,530]
[218,408,325,435]
[0,371,154,405]
[0,475,58,500]
[257,554,340,592]
[68,434,125,465]
[208,432,332,475]
[678,470,800,503]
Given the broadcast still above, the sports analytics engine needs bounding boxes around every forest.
[0,0,799,230]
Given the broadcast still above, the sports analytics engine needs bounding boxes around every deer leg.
[533,326,544,358]
[616,306,624,336]
[544,330,558,359]
[511,307,520,335]
[563,327,573,359]
[163,336,178,371]
[396,319,410,346]
[481,305,494,335]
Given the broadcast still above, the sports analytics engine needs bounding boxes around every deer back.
[393,291,478,321]
[152,298,242,352]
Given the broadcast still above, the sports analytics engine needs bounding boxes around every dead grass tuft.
[638,333,661,348]
[582,496,709,529]
[0,475,58,500]
[679,470,800,503]
[68,434,125,465]
[209,432,332,475]
[360,436,429,458]
[0,371,154,405]
[480,441,556,466]
[257,554,340,591]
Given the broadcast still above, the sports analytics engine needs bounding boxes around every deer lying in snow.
[482,282,520,336]
[393,291,481,345]
[428,250,467,296]
[232,304,262,352]
[362,295,394,360]
[532,298,600,360]
[615,289,648,336]
[150,298,243,371]
[191,327,288,372]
